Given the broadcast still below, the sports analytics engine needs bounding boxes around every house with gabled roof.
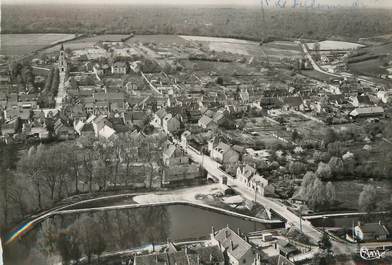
[210,142,239,169]
[236,164,268,196]
[351,95,373,108]
[54,118,75,140]
[152,108,167,128]
[281,97,303,111]
[111,61,128,74]
[162,113,181,134]
[198,115,218,130]
[133,244,224,265]
[354,221,390,241]
[163,142,189,166]
[350,106,384,118]
[210,226,255,265]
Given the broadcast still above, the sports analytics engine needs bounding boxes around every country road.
[300,42,341,79]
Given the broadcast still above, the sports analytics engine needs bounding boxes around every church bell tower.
[58,44,67,73]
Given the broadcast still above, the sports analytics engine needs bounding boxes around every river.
[4,204,283,265]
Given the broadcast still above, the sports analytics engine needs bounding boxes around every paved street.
[176,139,357,263]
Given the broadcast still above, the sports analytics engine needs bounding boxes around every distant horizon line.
[2,3,392,10]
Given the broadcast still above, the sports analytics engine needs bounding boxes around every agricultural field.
[307,40,365,51]
[300,70,336,82]
[261,41,302,59]
[181,36,301,59]
[44,34,131,53]
[348,42,392,78]
[128,34,188,45]
[349,58,389,77]
[0,33,76,56]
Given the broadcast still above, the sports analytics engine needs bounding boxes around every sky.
[1,0,392,7]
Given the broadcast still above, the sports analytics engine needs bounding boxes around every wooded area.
[0,132,166,232]
[2,5,392,41]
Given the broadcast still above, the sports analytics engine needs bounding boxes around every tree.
[325,181,336,203]
[289,161,306,176]
[307,177,331,211]
[327,141,343,157]
[358,184,377,212]
[56,229,82,265]
[319,230,332,251]
[328,156,344,177]
[37,220,58,257]
[323,128,337,146]
[27,248,49,265]
[17,146,44,209]
[72,215,106,264]
[314,41,321,61]
[316,162,332,180]
[291,129,302,142]
[300,171,317,196]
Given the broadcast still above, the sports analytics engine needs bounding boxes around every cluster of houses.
[132,226,304,265]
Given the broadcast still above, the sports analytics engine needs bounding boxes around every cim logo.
[360,247,390,261]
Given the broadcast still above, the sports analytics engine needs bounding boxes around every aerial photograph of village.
[0,0,392,264]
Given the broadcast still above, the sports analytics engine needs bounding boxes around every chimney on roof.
[230,240,235,250]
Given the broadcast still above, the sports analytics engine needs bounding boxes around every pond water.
[4,204,284,265]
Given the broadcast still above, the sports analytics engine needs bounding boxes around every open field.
[180,35,251,44]
[181,36,301,59]
[347,42,392,77]
[349,58,388,77]
[300,70,337,82]
[208,42,249,56]
[359,33,392,45]
[181,35,255,56]
[44,34,131,53]
[0,33,76,56]
[307,40,365,51]
[128,34,187,45]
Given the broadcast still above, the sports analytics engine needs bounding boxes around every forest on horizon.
[1,4,392,41]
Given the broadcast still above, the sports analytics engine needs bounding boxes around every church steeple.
[58,45,67,73]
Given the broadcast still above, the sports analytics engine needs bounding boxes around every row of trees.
[43,67,60,94]
[300,171,336,211]
[5,207,170,265]
[0,132,166,230]
[299,170,385,213]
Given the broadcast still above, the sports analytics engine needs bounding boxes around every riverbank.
[4,184,283,246]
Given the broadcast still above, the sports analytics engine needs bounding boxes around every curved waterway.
[4,204,284,265]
